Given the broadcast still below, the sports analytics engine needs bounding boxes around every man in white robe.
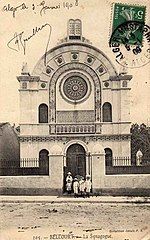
[85,175,92,197]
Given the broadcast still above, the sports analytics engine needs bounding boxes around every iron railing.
[20,158,39,167]
[106,157,150,175]
[113,157,131,166]
[0,158,49,176]
[0,157,149,176]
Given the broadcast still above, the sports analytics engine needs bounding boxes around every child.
[73,178,79,197]
[85,175,92,198]
[79,177,85,197]
[66,172,73,182]
[66,179,72,194]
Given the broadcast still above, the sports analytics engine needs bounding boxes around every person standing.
[66,172,73,194]
[73,178,79,197]
[85,175,92,198]
[79,176,85,197]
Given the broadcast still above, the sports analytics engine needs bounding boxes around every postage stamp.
[112,3,146,45]
[109,3,149,68]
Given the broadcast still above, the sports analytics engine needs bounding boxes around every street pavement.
[1,195,150,240]
[0,195,150,203]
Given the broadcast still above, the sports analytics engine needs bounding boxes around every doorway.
[65,143,86,179]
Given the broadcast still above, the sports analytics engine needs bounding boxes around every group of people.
[66,172,92,197]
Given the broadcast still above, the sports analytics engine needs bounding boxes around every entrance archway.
[66,144,86,178]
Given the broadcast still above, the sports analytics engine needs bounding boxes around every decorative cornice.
[19,134,131,143]
[18,89,39,92]
[19,122,131,126]
[109,75,132,81]
[17,76,40,82]
[111,88,131,91]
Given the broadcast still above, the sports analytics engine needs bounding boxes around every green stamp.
[111,3,146,45]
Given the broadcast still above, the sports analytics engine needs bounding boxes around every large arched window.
[39,104,48,123]
[102,102,112,122]
[39,149,49,175]
[105,148,113,166]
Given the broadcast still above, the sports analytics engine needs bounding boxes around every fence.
[0,158,48,176]
[0,157,149,176]
[106,165,150,175]
[20,158,39,168]
[106,157,150,175]
[113,157,131,166]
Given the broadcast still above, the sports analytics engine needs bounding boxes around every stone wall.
[0,174,149,196]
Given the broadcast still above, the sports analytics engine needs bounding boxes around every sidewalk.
[0,195,150,203]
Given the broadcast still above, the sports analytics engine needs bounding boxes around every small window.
[39,104,48,123]
[102,102,112,122]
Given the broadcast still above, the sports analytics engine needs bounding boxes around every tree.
[130,123,150,165]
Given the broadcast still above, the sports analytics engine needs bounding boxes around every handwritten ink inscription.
[2,0,79,18]
[2,3,28,18]
[7,23,52,65]
[2,0,80,65]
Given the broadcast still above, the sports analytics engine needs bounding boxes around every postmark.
[112,3,146,45]
[109,21,150,68]
[109,3,150,68]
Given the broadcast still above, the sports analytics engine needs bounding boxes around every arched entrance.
[65,143,86,178]
[39,149,49,175]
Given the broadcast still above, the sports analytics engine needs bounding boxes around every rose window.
[63,76,88,101]
[60,72,91,103]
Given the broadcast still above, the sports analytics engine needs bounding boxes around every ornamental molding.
[17,76,40,82]
[111,88,131,91]
[49,62,101,123]
[109,75,132,81]
[19,134,131,143]
[32,42,118,77]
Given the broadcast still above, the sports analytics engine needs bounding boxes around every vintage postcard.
[0,0,150,239]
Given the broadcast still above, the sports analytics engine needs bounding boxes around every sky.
[0,0,150,126]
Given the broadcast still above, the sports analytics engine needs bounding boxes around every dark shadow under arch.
[102,102,112,122]
[39,149,49,175]
[105,148,113,166]
[39,104,48,123]
[66,143,86,178]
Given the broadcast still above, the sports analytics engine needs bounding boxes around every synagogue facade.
[17,19,132,193]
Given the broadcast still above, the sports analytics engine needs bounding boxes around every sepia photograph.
[0,0,150,239]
